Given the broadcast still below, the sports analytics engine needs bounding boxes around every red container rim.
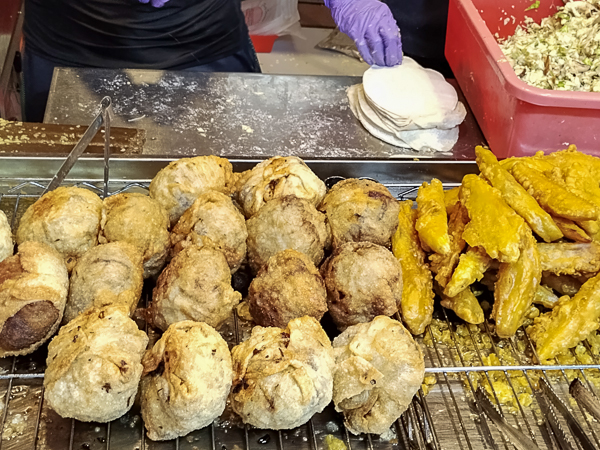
[452,0,600,109]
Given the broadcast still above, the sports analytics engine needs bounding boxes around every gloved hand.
[325,0,402,67]
[139,0,170,7]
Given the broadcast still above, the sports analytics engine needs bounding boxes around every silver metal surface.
[44,69,484,160]
[2,158,600,450]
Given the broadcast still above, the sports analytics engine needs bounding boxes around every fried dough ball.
[44,305,148,422]
[65,242,144,323]
[332,316,425,435]
[149,155,235,227]
[246,196,331,273]
[0,241,68,357]
[0,210,12,263]
[230,316,334,429]
[318,179,400,248]
[236,156,326,218]
[16,186,103,271]
[171,190,247,273]
[141,321,232,441]
[248,250,327,328]
[100,193,170,279]
[321,242,402,330]
[150,245,241,331]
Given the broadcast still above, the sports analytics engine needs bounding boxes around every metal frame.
[1,165,600,450]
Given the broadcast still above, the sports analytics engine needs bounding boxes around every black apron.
[24,0,248,70]
[383,0,453,77]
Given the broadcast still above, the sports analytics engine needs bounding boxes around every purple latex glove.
[139,0,170,8]
[325,0,402,67]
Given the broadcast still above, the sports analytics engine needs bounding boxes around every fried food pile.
[403,145,600,362]
[0,210,12,263]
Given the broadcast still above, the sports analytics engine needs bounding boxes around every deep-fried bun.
[15,186,102,270]
[100,193,170,278]
[230,316,334,429]
[65,242,144,323]
[141,321,232,441]
[150,245,241,330]
[149,155,235,226]
[171,190,247,273]
[44,305,148,422]
[332,316,425,435]
[248,249,327,328]
[319,179,400,248]
[321,242,402,330]
[246,195,331,273]
[236,156,326,218]
[0,241,68,357]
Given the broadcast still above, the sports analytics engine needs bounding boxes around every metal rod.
[0,358,17,450]
[31,386,45,450]
[425,325,476,450]
[417,388,441,450]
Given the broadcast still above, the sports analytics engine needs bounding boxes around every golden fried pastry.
[438,285,484,325]
[246,195,331,273]
[392,201,434,335]
[475,146,563,243]
[141,321,232,441]
[65,242,144,323]
[551,216,592,243]
[0,241,68,358]
[0,210,12,263]
[170,190,247,273]
[533,285,560,309]
[15,186,103,271]
[321,242,401,330]
[332,316,424,435]
[430,202,468,288]
[510,162,600,222]
[444,247,492,298]
[460,174,526,263]
[230,316,334,429]
[493,230,541,338]
[44,305,147,422]
[248,249,327,328]
[416,178,451,255]
[236,156,326,218]
[149,155,235,227]
[530,272,600,361]
[538,242,600,276]
[100,193,170,279]
[150,245,241,330]
[444,186,461,214]
[319,178,400,248]
[541,145,600,180]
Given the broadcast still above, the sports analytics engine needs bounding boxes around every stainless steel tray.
[1,157,600,450]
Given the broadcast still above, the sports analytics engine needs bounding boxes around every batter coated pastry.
[170,190,247,273]
[246,195,331,273]
[15,186,103,271]
[150,245,241,330]
[230,316,334,429]
[321,242,402,330]
[0,241,69,358]
[141,321,233,441]
[236,156,326,218]
[44,305,148,422]
[332,316,425,435]
[149,155,235,227]
[65,241,144,323]
[100,193,170,279]
[0,210,12,263]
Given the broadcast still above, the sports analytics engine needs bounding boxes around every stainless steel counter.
[45,68,484,159]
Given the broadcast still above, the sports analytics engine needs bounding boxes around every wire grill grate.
[1,180,600,450]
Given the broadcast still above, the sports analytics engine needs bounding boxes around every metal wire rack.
[1,178,600,450]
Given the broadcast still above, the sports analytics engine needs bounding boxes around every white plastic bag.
[242,0,301,36]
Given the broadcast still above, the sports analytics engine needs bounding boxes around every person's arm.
[325,0,402,67]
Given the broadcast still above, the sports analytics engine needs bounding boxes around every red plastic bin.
[250,35,278,53]
[445,0,600,158]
